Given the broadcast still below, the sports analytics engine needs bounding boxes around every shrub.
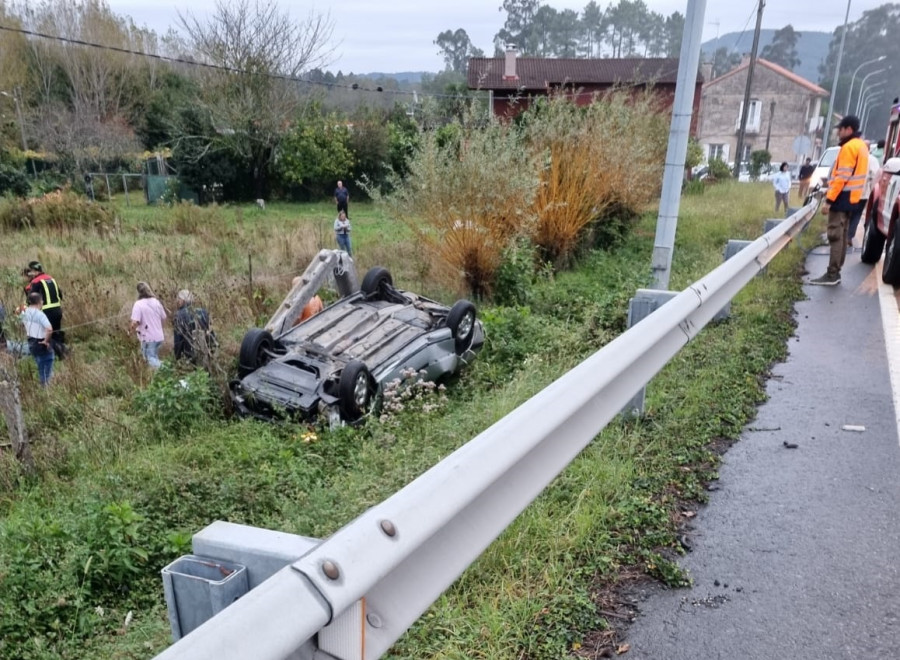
[132,363,219,437]
[708,158,732,180]
[519,91,668,265]
[493,237,538,306]
[378,109,538,297]
[0,160,29,197]
[0,189,114,232]
[683,178,706,195]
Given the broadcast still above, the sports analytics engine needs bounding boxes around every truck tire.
[446,300,477,355]
[861,213,886,264]
[238,328,274,378]
[339,360,374,423]
[882,220,900,285]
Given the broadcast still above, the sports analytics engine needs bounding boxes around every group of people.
[333,180,352,256]
[129,284,215,370]
[1,260,215,386]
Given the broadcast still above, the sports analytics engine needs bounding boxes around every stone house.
[467,49,703,133]
[697,57,828,166]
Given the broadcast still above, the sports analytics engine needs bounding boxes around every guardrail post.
[712,240,754,322]
[623,288,679,415]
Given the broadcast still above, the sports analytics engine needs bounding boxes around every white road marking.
[876,266,900,443]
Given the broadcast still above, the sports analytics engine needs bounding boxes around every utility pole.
[733,0,765,178]
[649,0,706,290]
[822,0,852,149]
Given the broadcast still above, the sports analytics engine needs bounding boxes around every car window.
[818,147,839,170]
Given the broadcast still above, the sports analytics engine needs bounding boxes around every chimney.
[504,46,518,81]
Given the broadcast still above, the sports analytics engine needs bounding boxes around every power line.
[0,23,479,102]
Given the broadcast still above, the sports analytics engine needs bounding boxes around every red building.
[466,50,703,134]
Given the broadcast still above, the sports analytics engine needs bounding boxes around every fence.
[153,202,817,660]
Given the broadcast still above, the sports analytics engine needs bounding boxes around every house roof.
[467,57,692,91]
[706,58,827,96]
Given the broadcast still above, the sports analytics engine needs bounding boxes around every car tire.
[446,300,477,355]
[238,328,275,378]
[882,219,900,285]
[861,213,886,264]
[339,360,374,423]
[361,267,393,299]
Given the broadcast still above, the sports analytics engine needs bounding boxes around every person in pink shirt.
[129,281,167,369]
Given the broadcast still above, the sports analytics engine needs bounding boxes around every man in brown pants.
[808,115,869,286]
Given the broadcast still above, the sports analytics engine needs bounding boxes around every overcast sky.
[104,0,885,73]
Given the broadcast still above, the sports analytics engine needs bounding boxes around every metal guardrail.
[154,202,817,660]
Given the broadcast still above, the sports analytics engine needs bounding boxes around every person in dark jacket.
[22,260,66,358]
[173,290,214,363]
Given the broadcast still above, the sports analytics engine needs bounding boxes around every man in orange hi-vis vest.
[809,114,869,286]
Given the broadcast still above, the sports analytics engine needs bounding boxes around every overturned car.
[230,250,484,424]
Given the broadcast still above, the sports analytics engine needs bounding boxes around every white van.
[807,146,840,199]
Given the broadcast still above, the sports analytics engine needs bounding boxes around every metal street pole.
[862,97,883,136]
[855,76,886,115]
[733,0,765,178]
[822,0,852,149]
[861,93,885,134]
[0,88,36,178]
[650,0,706,290]
[845,55,886,116]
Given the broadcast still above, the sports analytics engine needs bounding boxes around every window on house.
[736,99,763,131]
[709,144,725,161]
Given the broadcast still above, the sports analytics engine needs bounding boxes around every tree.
[178,0,334,199]
[581,1,605,57]
[711,47,741,78]
[434,28,484,74]
[760,25,801,70]
[493,0,541,55]
[664,11,685,57]
[277,110,353,195]
[549,9,580,57]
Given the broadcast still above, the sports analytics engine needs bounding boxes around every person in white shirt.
[20,292,54,386]
[334,210,352,255]
[772,162,792,216]
[846,150,880,248]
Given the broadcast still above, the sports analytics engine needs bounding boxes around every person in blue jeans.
[20,292,54,386]
[334,210,352,255]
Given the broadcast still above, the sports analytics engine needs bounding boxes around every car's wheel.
[883,219,900,285]
[861,212,886,264]
[238,328,275,378]
[338,360,374,423]
[446,300,477,355]
[361,266,393,299]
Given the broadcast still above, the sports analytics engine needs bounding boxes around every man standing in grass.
[334,180,350,217]
[21,292,54,386]
[808,115,869,287]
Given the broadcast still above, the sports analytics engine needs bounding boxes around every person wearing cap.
[173,289,214,363]
[808,115,869,286]
[22,260,65,356]
[129,282,167,369]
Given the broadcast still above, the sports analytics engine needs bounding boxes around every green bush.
[683,178,706,195]
[0,189,114,232]
[708,158,732,180]
[0,160,29,197]
[749,150,771,179]
[132,363,218,437]
[493,238,538,306]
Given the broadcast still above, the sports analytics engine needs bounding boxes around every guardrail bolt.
[379,520,397,537]
[366,612,383,628]
[322,560,340,580]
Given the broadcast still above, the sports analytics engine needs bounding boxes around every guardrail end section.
[319,599,366,660]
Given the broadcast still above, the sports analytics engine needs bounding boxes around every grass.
[0,181,809,659]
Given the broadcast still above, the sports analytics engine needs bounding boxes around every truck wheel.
[882,221,900,285]
[339,360,374,423]
[238,329,274,378]
[861,214,886,264]
[361,267,393,299]
[446,300,477,355]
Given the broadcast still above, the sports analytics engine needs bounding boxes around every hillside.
[702,29,832,84]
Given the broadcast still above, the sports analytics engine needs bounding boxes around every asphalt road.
[624,246,900,659]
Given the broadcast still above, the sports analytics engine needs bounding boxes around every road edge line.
[877,268,900,443]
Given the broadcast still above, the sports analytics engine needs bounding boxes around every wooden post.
[0,359,34,472]
[122,174,130,207]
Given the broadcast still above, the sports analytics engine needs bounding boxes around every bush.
[683,178,706,195]
[708,158,732,180]
[493,237,539,306]
[0,160,29,197]
[0,189,114,232]
[749,150,771,179]
[132,363,218,437]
